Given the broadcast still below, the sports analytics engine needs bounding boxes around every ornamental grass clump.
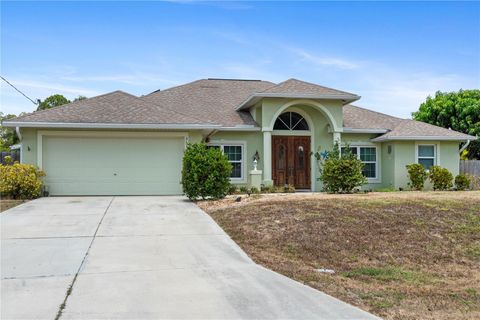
[0,162,45,199]
[181,143,232,200]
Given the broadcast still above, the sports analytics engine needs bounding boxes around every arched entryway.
[272,111,311,189]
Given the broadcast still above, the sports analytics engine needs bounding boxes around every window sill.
[230,178,247,184]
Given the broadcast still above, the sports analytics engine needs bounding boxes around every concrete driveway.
[1,196,378,320]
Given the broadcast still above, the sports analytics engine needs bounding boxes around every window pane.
[290,113,309,130]
[419,158,434,170]
[230,162,242,178]
[298,146,305,169]
[224,146,242,161]
[418,145,434,157]
[362,163,376,178]
[360,147,376,161]
[273,112,309,130]
[273,118,289,130]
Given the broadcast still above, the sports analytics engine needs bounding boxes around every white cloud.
[4,79,100,97]
[290,48,359,70]
[350,70,476,118]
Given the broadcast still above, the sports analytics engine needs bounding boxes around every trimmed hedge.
[317,143,367,193]
[428,165,453,191]
[454,174,470,191]
[406,163,428,191]
[181,143,232,200]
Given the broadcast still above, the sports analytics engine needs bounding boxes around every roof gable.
[261,78,358,98]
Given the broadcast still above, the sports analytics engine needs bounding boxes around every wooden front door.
[272,136,311,189]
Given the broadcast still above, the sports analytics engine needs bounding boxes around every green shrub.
[181,143,232,200]
[261,185,276,193]
[406,163,428,190]
[239,186,248,193]
[454,174,470,191]
[3,156,13,165]
[227,184,238,195]
[250,186,260,194]
[428,165,453,191]
[0,163,45,199]
[316,143,367,193]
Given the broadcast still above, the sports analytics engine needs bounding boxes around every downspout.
[15,126,22,141]
[202,129,218,143]
[459,140,470,154]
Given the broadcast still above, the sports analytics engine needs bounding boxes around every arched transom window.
[273,112,309,131]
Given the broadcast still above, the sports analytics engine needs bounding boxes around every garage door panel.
[42,136,184,195]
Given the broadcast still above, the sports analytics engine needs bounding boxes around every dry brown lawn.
[198,191,480,320]
[0,199,27,212]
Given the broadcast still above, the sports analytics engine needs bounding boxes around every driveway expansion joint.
[54,196,115,320]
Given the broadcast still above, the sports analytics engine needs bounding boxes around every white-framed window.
[207,143,245,180]
[341,146,378,179]
[417,144,436,170]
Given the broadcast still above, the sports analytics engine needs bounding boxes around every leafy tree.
[36,94,71,111]
[412,90,480,159]
[74,95,87,102]
[0,112,20,151]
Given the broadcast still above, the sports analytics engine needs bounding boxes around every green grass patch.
[342,266,431,283]
[456,213,480,235]
[465,244,480,260]
[359,290,405,310]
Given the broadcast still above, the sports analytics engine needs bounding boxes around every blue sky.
[1,1,479,118]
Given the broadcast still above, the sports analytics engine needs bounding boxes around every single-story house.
[3,78,476,195]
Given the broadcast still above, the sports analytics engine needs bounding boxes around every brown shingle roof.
[142,79,274,127]
[8,91,209,125]
[343,105,403,130]
[261,78,358,98]
[371,119,477,141]
[2,78,476,141]
[344,105,475,140]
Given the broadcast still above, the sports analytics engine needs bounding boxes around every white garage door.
[41,134,185,195]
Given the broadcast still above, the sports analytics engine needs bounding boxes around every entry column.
[333,131,341,145]
[263,130,273,186]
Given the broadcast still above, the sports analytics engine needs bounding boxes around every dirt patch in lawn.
[198,192,480,320]
[0,199,28,212]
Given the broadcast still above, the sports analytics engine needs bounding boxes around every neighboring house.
[2,78,476,195]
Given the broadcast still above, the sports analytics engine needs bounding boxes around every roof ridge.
[144,79,206,96]
[264,78,357,96]
[12,90,127,121]
[206,78,263,81]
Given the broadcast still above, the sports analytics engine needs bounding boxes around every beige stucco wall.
[393,140,460,190]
